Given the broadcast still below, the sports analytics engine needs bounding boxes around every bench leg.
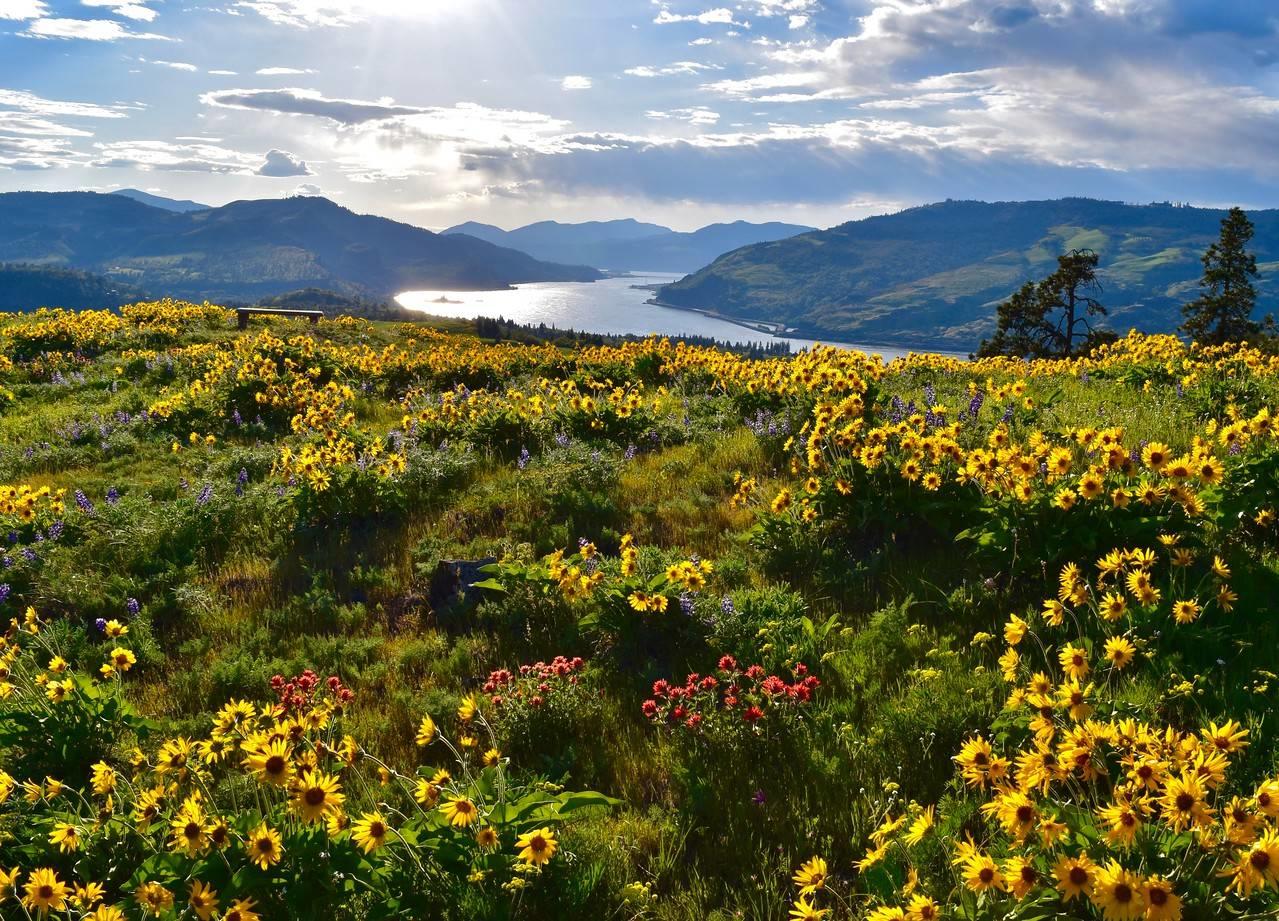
[238,314,248,330]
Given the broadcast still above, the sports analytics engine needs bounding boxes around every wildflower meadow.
[1,301,1278,920]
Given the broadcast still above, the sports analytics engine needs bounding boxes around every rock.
[428,558,498,614]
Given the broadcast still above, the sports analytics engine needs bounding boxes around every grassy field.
[2,301,1279,920]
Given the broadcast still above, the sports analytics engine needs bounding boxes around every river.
[396,273,953,361]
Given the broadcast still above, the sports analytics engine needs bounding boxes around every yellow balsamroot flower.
[1142,442,1171,471]
[792,855,827,894]
[1090,860,1145,920]
[1160,772,1212,832]
[292,769,344,824]
[223,897,261,921]
[1054,853,1097,901]
[1059,643,1090,680]
[415,715,436,746]
[243,737,293,786]
[457,695,478,722]
[134,881,174,918]
[515,826,558,866]
[441,795,479,827]
[475,826,499,849]
[352,812,391,853]
[482,747,502,767]
[72,881,104,909]
[188,881,219,921]
[49,822,80,853]
[155,737,193,775]
[1003,614,1028,646]
[789,895,830,920]
[108,647,136,672]
[23,868,69,916]
[904,805,934,846]
[1141,878,1180,921]
[963,853,1004,893]
[1103,636,1137,669]
[245,823,283,870]
[1203,719,1250,754]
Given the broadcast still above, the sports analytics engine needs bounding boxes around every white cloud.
[788,14,809,28]
[645,106,720,125]
[81,0,158,22]
[234,0,443,28]
[153,60,199,71]
[23,17,169,39]
[90,139,263,173]
[0,88,131,119]
[0,0,46,19]
[688,37,713,45]
[653,6,748,27]
[561,75,593,90]
[290,182,323,196]
[256,66,316,75]
[256,147,312,176]
[208,70,238,76]
[625,61,721,77]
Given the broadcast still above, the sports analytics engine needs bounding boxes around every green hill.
[0,263,147,312]
[657,198,1279,348]
[0,192,601,304]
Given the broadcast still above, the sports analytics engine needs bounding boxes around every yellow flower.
[49,822,80,853]
[1141,877,1181,921]
[1090,861,1144,920]
[441,795,479,827]
[243,737,293,786]
[904,806,934,846]
[415,714,436,746]
[134,881,174,918]
[457,695,478,721]
[23,868,69,917]
[188,881,219,921]
[1104,636,1136,669]
[292,768,344,824]
[963,853,1004,892]
[788,895,829,920]
[351,811,392,853]
[245,822,283,870]
[108,647,136,671]
[515,826,559,865]
[1054,853,1096,901]
[792,856,827,895]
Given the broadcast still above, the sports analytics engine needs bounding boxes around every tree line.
[977,207,1274,358]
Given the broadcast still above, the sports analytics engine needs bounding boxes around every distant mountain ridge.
[0,192,601,303]
[442,218,816,272]
[656,198,1279,349]
[112,188,210,213]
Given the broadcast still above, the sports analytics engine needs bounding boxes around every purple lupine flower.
[21,548,36,564]
[967,391,984,419]
[720,595,735,616]
[923,383,936,407]
[126,597,140,615]
[106,487,120,505]
[179,478,189,490]
[1176,382,1184,399]
[196,484,214,505]
[555,432,571,448]
[1001,404,1015,423]
[889,395,906,424]
[1080,371,1090,383]
[236,468,249,497]
[679,592,695,616]
[94,618,107,633]
[47,521,63,541]
[232,408,243,426]
[623,444,637,461]
[1229,441,1243,455]
[74,489,94,514]
[1,557,11,569]
[517,447,531,470]
[0,584,9,604]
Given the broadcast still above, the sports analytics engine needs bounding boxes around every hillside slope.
[0,192,601,302]
[656,199,1279,348]
[443,218,815,272]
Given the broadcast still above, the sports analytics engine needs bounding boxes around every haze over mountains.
[657,199,1279,349]
[442,218,816,273]
[0,192,600,304]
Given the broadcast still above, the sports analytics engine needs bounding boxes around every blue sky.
[1,0,1277,230]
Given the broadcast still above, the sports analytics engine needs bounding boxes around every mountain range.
[0,192,600,304]
[656,199,1279,349]
[442,218,816,273]
[112,188,210,213]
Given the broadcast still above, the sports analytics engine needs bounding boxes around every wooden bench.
[236,307,324,329]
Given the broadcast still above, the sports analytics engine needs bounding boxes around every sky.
[1,0,1277,232]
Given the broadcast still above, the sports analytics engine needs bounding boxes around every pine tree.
[1181,207,1262,346]
[977,249,1108,358]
